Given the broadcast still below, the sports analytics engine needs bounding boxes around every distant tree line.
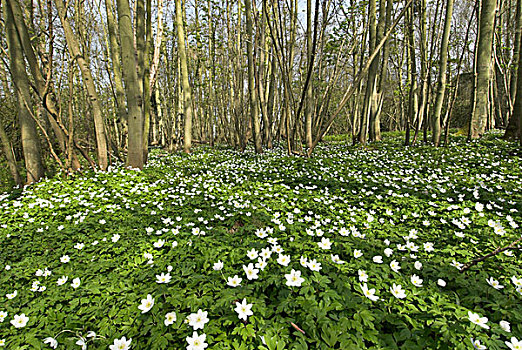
[0,0,521,186]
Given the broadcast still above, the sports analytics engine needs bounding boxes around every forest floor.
[0,132,521,349]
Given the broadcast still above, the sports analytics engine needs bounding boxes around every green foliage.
[0,135,521,349]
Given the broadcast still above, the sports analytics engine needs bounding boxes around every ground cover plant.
[0,134,521,349]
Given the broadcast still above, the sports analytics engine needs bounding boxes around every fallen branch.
[460,236,522,272]
[291,322,306,335]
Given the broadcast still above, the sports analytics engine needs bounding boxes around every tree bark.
[105,0,128,148]
[432,0,455,146]
[511,0,522,100]
[7,0,81,170]
[150,0,165,91]
[257,0,271,148]
[305,0,313,149]
[504,0,522,139]
[369,0,386,142]
[266,53,277,148]
[405,4,417,146]
[512,19,522,143]
[116,0,144,168]
[142,0,152,161]
[359,0,377,145]
[0,120,23,186]
[4,0,45,184]
[55,0,109,170]
[245,0,263,153]
[412,0,428,145]
[470,0,497,138]
[176,0,194,153]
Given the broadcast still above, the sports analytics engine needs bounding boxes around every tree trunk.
[511,15,522,143]
[509,0,522,103]
[470,0,497,138]
[0,121,23,186]
[369,0,386,142]
[266,53,277,148]
[432,0,455,146]
[359,0,377,145]
[245,0,263,153]
[116,0,144,168]
[150,0,165,91]
[142,0,152,161]
[505,0,522,139]
[4,0,45,184]
[176,0,194,153]
[105,0,128,149]
[66,63,76,172]
[257,0,271,148]
[55,0,109,170]
[308,0,413,155]
[305,0,313,149]
[207,0,215,147]
[405,4,417,146]
[7,0,81,170]
[412,0,428,145]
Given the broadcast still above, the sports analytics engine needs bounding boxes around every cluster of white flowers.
[0,141,520,349]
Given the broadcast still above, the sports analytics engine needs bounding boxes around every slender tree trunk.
[359,0,377,144]
[470,0,497,138]
[257,0,271,147]
[443,1,477,145]
[142,0,152,161]
[373,0,393,143]
[105,0,128,149]
[412,0,428,145]
[4,0,45,183]
[505,0,522,139]
[369,0,386,142]
[432,0,454,146]
[136,0,145,94]
[66,63,75,172]
[0,121,23,186]
[510,0,522,103]
[405,4,417,146]
[266,0,298,153]
[372,0,386,142]
[207,0,216,147]
[288,0,298,152]
[154,89,164,146]
[176,0,194,153]
[116,0,144,168]
[245,0,263,153]
[176,52,184,150]
[55,0,109,170]
[305,0,313,149]
[7,0,81,170]
[511,15,522,143]
[309,0,413,155]
[150,0,165,91]
[267,53,276,148]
